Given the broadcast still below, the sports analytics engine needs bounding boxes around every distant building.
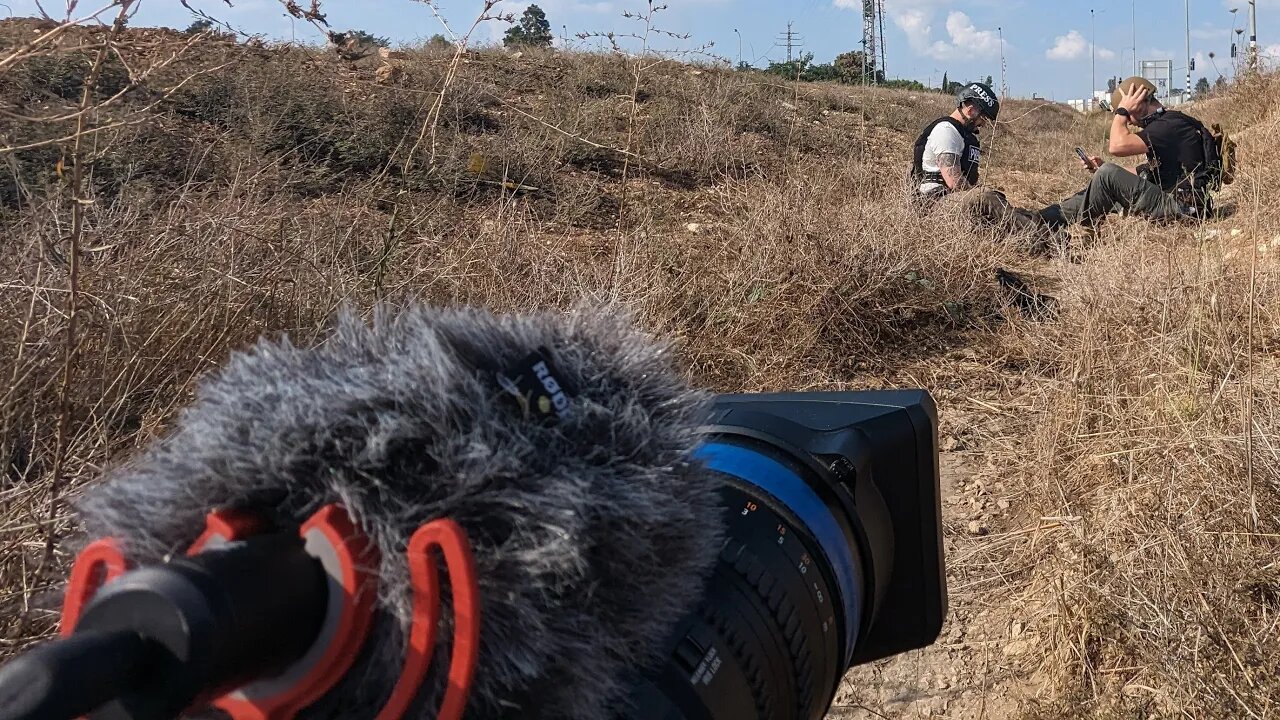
[1067,90,1110,113]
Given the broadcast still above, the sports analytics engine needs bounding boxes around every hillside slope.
[2,18,1279,719]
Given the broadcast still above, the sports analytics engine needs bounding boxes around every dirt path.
[811,326,1071,720]
[825,449,1042,720]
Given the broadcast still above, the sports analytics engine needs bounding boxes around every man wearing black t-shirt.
[1039,77,1209,229]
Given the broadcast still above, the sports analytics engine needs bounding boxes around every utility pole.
[1185,0,1192,102]
[1132,0,1137,76]
[877,0,888,79]
[998,26,1008,98]
[1092,9,1097,109]
[862,0,877,84]
[733,28,742,66]
[1249,0,1258,71]
[778,21,802,65]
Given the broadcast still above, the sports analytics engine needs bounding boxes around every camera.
[0,389,944,720]
[628,390,945,720]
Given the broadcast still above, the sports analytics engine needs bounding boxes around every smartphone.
[1074,147,1097,170]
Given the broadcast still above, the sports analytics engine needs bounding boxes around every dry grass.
[985,75,1280,718]
[0,15,1037,649]
[2,12,1279,719]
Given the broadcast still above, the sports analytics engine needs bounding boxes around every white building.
[1067,90,1111,113]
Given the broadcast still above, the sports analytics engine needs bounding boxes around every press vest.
[911,117,981,193]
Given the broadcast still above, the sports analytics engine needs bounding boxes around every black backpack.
[1193,119,1237,192]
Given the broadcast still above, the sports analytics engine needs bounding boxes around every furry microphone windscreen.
[75,304,725,720]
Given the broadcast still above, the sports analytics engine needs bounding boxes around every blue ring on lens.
[693,442,861,659]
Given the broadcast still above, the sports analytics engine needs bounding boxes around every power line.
[776,20,803,64]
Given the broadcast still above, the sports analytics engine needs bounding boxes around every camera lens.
[625,435,867,720]
[624,390,945,720]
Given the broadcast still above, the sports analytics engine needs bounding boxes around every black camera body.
[630,390,946,720]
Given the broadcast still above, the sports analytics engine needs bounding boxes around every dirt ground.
[830,453,1039,719]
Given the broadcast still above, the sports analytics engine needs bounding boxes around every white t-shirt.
[919,122,974,195]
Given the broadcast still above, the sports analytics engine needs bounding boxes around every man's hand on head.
[1118,85,1150,115]
[1108,86,1151,157]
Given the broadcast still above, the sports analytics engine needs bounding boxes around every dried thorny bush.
[985,75,1280,718]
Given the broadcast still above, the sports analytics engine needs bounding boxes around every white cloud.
[895,9,1002,60]
[895,8,933,54]
[939,11,1001,57]
[834,0,1002,61]
[1191,26,1231,41]
[1047,30,1114,61]
[1046,30,1086,60]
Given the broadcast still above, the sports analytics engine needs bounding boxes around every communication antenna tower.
[858,0,888,83]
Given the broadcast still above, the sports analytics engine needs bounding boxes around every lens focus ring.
[698,599,771,719]
[633,439,864,720]
[722,534,817,716]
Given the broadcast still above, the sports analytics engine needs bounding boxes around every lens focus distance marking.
[723,486,840,718]
[694,443,862,658]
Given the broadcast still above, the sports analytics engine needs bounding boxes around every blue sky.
[5,0,1277,100]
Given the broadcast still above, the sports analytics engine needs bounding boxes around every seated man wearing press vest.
[1039,77,1211,229]
[911,82,1056,251]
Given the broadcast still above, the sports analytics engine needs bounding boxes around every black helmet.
[957,82,1000,121]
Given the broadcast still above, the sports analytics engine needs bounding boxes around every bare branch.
[396,0,511,173]
[0,1,127,74]
[482,93,639,160]
[38,0,136,606]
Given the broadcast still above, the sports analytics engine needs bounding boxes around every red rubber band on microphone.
[60,509,261,637]
[187,508,267,553]
[59,538,129,636]
[376,518,480,720]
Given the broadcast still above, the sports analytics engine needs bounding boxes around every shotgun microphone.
[10,304,725,720]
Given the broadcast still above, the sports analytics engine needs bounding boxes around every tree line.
[292,5,1001,96]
